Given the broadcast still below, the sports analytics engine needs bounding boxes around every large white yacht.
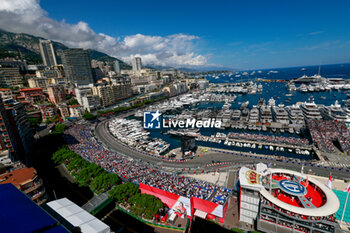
[268,97,276,107]
[344,107,350,127]
[248,107,260,123]
[285,105,305,126]
[222,110,232,123]
[231,109,241,121]
[307,85,315,92]
[320,100,349,122]
[299,84,308,92]
[299,98,322,120]
[260,105,273,123]
[272,105,289,125]
[288,82,297,92]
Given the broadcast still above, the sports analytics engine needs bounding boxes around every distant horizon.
[178,62,350,73]
[233,62,350,73]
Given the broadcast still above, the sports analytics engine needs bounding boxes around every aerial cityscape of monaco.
[1,1,350,233]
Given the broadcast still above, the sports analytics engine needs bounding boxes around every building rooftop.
[47,198,110,233]
[0,167,37,188]
[20,88,43,92]
[0,183,70,233]
[69,105,81,108]
[239,166,340,217]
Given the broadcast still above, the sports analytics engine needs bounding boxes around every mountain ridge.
[0,28,131,69]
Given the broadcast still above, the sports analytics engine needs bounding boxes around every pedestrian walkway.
[223,197,239,229]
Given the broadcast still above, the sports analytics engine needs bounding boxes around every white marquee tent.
[47,198,110,233]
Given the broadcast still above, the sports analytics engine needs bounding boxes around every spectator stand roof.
[0,183,70,233]
[47,198,110,233]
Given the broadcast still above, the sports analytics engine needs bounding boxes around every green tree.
[83,111,96,121]
[109,182,140,203]
[67,157,88,175]
[75,167,93,187]
[52,146,73,164]
[75,163,103,187]
[91,173,120,194]
[128,193,163,219]
[51,123,66,135]
[67,98,79,106]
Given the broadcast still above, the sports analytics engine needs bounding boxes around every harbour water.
[137,63,350,160]
[206,63,350,83]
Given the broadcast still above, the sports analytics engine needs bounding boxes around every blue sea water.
[206,63,350,107]
[206,63,350,83]
[145,63,350,160]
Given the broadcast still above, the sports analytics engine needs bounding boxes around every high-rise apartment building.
[91,83,132,107]
[39,40,57,67]
[61,49,94,86]
[0,98,33,163]
[0,67,24,87]
[47,85,65,105]
[132,57,142,71]
[114,60,120,74]
[0,97,15,155]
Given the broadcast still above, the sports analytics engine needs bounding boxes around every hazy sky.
[1,0,350,69]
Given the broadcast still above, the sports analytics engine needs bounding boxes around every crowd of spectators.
[227,132,309,146]
[261,197,336,224]
[308,120,350,155]
[138,172,192,194]
[63,123,232,205]
[180,180,216,201]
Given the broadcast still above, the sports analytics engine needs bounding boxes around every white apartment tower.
[39,40,57,67]
[114,60,120,74]
[132,57,142,71]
